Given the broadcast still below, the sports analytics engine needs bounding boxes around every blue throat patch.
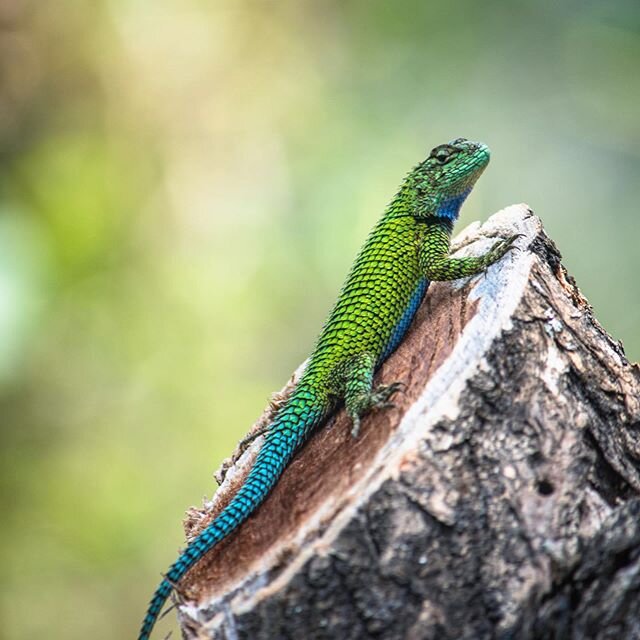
[436,188,472,220]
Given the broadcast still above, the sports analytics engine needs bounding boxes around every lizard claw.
[374,381,404,400]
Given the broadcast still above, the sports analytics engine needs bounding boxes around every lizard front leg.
[419,220,519,280]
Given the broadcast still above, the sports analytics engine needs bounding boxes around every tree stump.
[177,204,640,640]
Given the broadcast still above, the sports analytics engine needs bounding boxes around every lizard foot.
[486,233,523,263]
[231,424,271,465]
[349,381,404,438]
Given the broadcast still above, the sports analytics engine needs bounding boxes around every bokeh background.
[1,1,639,638]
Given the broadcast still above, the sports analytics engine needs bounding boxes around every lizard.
[138,137,519,639]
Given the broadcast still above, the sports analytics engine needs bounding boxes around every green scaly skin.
[139,138,518,639]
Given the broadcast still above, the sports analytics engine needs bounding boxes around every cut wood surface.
[177,204,640,640]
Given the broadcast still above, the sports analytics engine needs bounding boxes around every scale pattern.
[139,392,325,640]
[381,278,429,362]
[139,138,520,639]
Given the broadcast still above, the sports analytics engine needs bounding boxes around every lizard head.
[412,138,490,220]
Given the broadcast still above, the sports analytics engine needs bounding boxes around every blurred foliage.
[0,1,638,638]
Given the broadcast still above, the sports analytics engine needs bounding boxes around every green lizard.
[139,137,518,639]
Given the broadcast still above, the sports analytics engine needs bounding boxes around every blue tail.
[138,388,325,640]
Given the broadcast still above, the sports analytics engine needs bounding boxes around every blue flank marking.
[380,278,429,363]
[436,188,471,220]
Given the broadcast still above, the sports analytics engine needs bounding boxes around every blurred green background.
[1,1,639,638]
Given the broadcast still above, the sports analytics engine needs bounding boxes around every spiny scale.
[139,138,519,639]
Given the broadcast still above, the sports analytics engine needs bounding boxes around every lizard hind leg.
[341,352,403,438]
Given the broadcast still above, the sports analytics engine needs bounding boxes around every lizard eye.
[430,146,455,164]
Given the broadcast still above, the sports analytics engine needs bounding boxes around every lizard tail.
[138,387,326,640]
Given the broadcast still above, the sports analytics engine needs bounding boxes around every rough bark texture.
[177,205,640,640]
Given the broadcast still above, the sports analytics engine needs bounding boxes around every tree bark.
[177,204,640,640]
